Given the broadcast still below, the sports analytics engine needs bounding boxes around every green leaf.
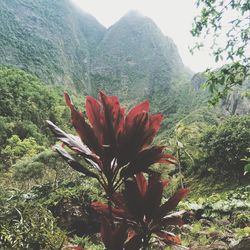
[244,164,250,175]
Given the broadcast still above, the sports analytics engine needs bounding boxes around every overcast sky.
[72,0,225,73]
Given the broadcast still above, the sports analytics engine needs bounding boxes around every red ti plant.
[47,92,174,203]
[47,91,188,249]
[92,172,189,249]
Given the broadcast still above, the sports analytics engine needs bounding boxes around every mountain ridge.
[0,0,191,99]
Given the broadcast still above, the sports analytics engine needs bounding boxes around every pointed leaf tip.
[136,173,147,196]
[64,92,73,109]
[156,231,181,245]
[155,188,190,218]
[126,100,150,123]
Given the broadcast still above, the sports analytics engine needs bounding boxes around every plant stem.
[107,177,115,229]
[177,147,184,188]
[142,234,150,250]
[107,195,114,230]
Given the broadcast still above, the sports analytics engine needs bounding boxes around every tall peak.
[124,10,143,18]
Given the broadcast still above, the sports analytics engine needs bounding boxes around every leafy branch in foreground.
[191,0,250,104]
[47,91,188,249]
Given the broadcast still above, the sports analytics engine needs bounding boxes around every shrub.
[197,115,250,180]
[0,204,66,249]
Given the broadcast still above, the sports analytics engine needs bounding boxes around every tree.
[191,0,250,104]
[171,122,199,187]
[197,115,250,180]
[2,135,45,168]
[12,149,71,188]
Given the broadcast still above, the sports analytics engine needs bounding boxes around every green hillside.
[0,1,191,101]
[0,0,106,94]
[90,11,189,101]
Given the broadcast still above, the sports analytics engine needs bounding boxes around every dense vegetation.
[0,0,250,248]
[191,0,250,104]
[0,67,249,249]
[0,0,105,93]
[0,66,69,150]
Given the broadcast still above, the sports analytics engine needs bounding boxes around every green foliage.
[244,163,250,174]
[191,0,250,103]
[12,149,75,187]
[2,135,45,167]
[13,161,44,182]
[0,66,70,149]
[204,64,249,105]
[0,203,66,249]
[0,177,103,249]
[0,66,74,176]
[196,115,250,179]
[235,227,250,238]
[242,148,250,175]
[70,235,104,250]
[179,185,250,247]
[0,0,106,92]
[151,79,209,132]
[1,2,250,248]
[182,185,250,218]
[0,66,60,124]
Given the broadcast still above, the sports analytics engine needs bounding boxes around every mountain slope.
[91,11,190,102]
[0,2,190,98]
[0,0,106,93]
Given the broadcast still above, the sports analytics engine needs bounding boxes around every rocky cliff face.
[221,86,250,115]
[191,74,250,115]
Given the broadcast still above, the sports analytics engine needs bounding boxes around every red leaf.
[64,93,102,156]
[155,189,190,219]
[121,146,166,177]
[144,113,164,145]
[125,234,143,250]
[155,231,181,245]
[100,91,124,136]
[64,92,74,110]
[160,211,185,226]
[150,113,163,133]
[91,202,127,218]
[159,153,176,164]
[126,100,149,126]
[86,96,103,142]
[144,172,164,219]
[127,229,136,241]
[99,92,123,161]
[112,221,128,250]
[111,192,127,211]
[100,217,112,248]
[118,112,149,166]
[123,180,144,220]
[135,173,147,196]
[161,217,184,227]
[162,179,170,188]
[100,217,127,250]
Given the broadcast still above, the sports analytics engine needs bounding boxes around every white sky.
[72,0,226,73]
